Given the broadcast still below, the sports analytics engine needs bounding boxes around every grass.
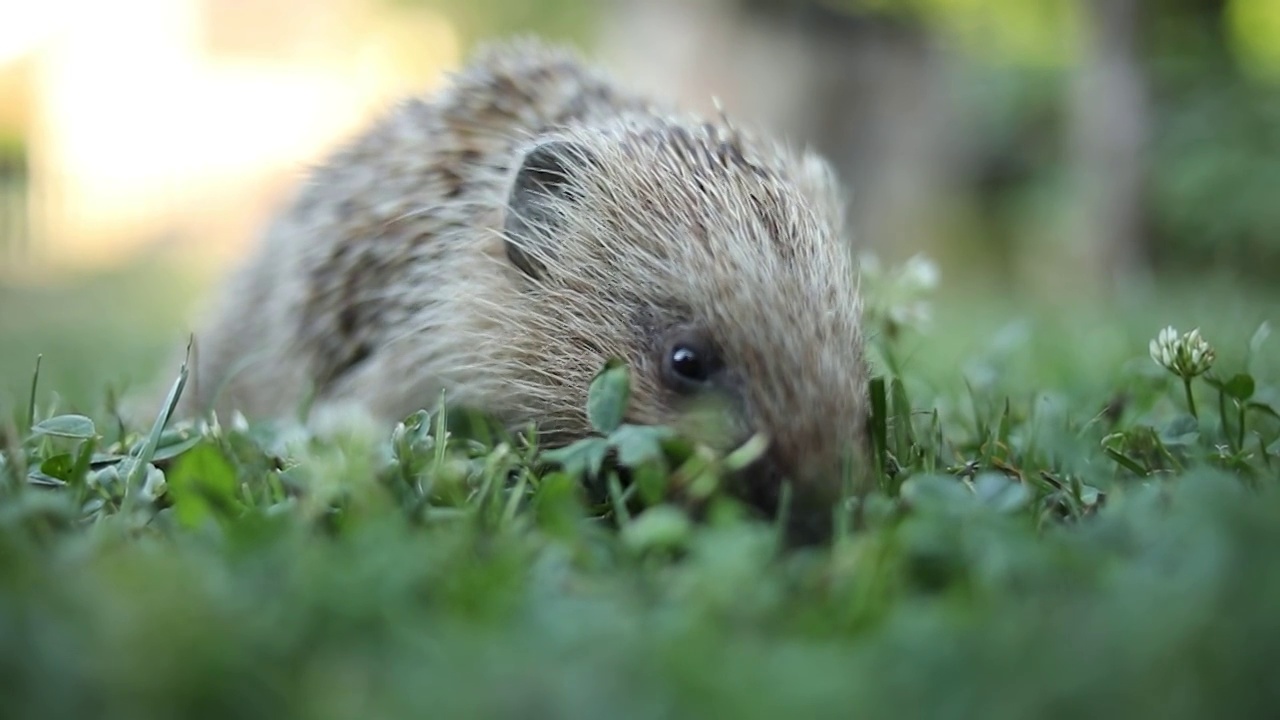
[1,257,1279,720]
[0,253,208,411]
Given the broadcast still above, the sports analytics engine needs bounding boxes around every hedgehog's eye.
[671,346,706,380]
[662,334,720,394]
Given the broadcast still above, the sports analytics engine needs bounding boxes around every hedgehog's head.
[495,116,870,546]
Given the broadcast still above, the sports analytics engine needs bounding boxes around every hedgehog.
[158,38,871,544]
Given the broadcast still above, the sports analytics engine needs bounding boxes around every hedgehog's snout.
[729,447,836,548]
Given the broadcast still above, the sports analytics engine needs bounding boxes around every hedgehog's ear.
[504,139,594,280]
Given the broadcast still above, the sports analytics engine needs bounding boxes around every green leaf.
[868,376,888,475]
[25,470,66,488]
[402,409,435,446]
[973,473,1031,514]
[672,450,722,501]
[1223,373,1256,401]
[126,345,191,496]
[900,474,975,512]
[0,491,78,534]
[656,435,698,467]
[631,462,670,506]
[165,442,240,528]
[38,453,75,482]
[723,432,770,473]
[70,433,97,487]
[25,354,41,435]
[1247,401,1280,421]
[149,434,203,463]
[609,424,674,468]
[1104,448,1149,477]
[996,397,1012,446]
[1079,484,1105,508]
[541,437,610,479]
[890,377,915,455]
[532,472,583,539]
[30,415,96,441]
[1160,414,1201,446]
[858,491,900,529]
[621,506,691,553]
[586,359,631,434]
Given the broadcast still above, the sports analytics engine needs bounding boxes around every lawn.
[0,254,209,413]
[1,256,1278,720]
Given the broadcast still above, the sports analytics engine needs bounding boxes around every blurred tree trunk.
[1065,0,1151,289]
[597,0,953,261]
[756,2,951,262]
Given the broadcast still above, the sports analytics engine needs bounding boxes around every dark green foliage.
[1,297,1279,719]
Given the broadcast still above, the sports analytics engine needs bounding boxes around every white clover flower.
[857,251,940,335]
[140,464,167,503]
[1149,325,1216,379]
[900,254,940,293]
[87,464,120,491]
[198,411,222,440]
[887,299,932,327]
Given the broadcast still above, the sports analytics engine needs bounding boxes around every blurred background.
[1,0,1278,411]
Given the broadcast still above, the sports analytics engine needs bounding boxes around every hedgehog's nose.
[729,451,835,547]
